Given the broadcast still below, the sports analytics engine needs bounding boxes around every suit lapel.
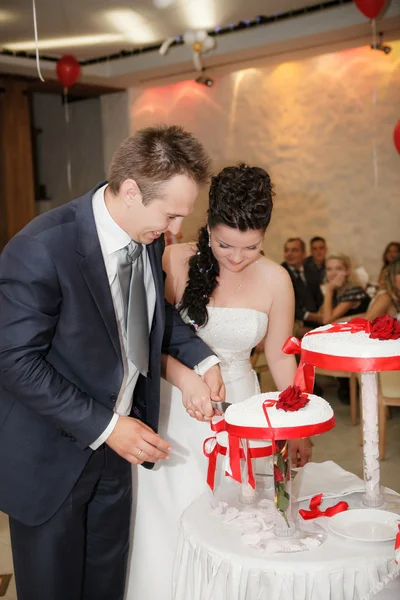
[147,241,164,335]
[75,185,122,362]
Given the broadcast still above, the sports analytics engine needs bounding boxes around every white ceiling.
[1,0,333,59]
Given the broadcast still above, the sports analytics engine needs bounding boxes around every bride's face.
[209,225,264,273]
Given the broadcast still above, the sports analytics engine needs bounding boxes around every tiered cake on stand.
[284,316,400,510]
[221,386,335,550]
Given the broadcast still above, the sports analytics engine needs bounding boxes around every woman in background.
[366,257,400,320]
[378,242,400,288]
[321,253,370,325]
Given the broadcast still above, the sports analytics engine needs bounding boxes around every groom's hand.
[203,364,226,403]
[106,416,172,465]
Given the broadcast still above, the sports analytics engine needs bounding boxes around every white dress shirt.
[90,185,219,449]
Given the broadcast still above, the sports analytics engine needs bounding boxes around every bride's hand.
[179,372,215,422]
[203,364,226,403]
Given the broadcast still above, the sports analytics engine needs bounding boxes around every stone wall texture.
[128,42,400,282]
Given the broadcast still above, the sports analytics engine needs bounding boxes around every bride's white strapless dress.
[124,307,268,600]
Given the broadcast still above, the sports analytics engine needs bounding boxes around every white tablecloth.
[173,492,400,600]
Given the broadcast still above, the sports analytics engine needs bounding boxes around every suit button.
[110,394,118,402]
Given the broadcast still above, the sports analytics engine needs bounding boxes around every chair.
[378,371,400,460]
[250,346,270,384]
[315,368,358,425]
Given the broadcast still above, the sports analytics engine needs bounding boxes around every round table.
[172,492,400,600]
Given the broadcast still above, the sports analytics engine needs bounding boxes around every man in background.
[282,237,324,337]
[304,236,327,284]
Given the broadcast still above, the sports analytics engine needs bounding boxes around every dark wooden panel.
[0,80,36,246]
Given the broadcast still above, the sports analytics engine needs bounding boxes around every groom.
[0,125,223,600]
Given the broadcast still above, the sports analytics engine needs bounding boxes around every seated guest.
[304,236,327,284]
[282,237,323,335]
[378,242,400,288]
[321,253,370,324]
[366,257,400,320]
[321,253,370,404]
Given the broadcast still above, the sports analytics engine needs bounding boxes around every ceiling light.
[4,34,124,52]
[182,0,216,30]
[105,9,158,44]
[153,0,176,7]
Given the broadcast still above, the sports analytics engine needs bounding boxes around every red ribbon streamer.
[262,399,277,453]
[299,493,349,520]
[281,336,315,392]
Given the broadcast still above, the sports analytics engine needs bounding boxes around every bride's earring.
[207,228,211,248]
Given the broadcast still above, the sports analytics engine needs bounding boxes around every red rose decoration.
[276,385,310,412]
[370,314,400,341]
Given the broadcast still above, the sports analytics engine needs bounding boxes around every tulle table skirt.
[172,493,400,600]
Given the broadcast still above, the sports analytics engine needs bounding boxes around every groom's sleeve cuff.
[90,413,119,450]
[194,355,220,377]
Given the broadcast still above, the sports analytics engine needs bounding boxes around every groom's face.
[128,174,199,244]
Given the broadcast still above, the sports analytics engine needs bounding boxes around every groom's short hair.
[108,125,212,204]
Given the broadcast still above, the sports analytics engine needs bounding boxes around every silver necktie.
[117,241,149,376]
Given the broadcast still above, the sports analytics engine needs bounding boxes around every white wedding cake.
[302,323,400,359]
[224,390,334,437]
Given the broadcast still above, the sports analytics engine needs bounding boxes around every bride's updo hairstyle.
[179,163,274,329]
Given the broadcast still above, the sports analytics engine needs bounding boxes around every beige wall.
[128,42,400,283]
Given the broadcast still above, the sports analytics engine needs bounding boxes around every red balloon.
[56,55,81,88]
[394,121,400,155]
[354,0,386,19]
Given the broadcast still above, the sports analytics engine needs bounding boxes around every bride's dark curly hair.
[179,164,274,329]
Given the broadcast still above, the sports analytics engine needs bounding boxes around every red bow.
[210,415,226,433]
[281,337,315,393]
[205,431,272,490]
[299,493,349,520]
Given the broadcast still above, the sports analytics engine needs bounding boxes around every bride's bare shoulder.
[162,242,196,273]
[256,255,292,287]
[162,242,197,303]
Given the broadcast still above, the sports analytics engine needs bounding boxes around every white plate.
[328,509,399,542]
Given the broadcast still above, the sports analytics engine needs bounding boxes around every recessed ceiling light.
[4,34,125,52]
[104,9,159,44]
[182,0,216,30]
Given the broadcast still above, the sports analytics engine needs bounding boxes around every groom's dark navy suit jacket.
[0,183,213,526]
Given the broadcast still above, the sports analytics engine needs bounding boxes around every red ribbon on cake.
[299,493,349,520]
[308,318,371,336]
[282,318,400,383]
[395,524,400,565]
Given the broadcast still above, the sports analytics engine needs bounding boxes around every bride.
[125,164,312,600]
